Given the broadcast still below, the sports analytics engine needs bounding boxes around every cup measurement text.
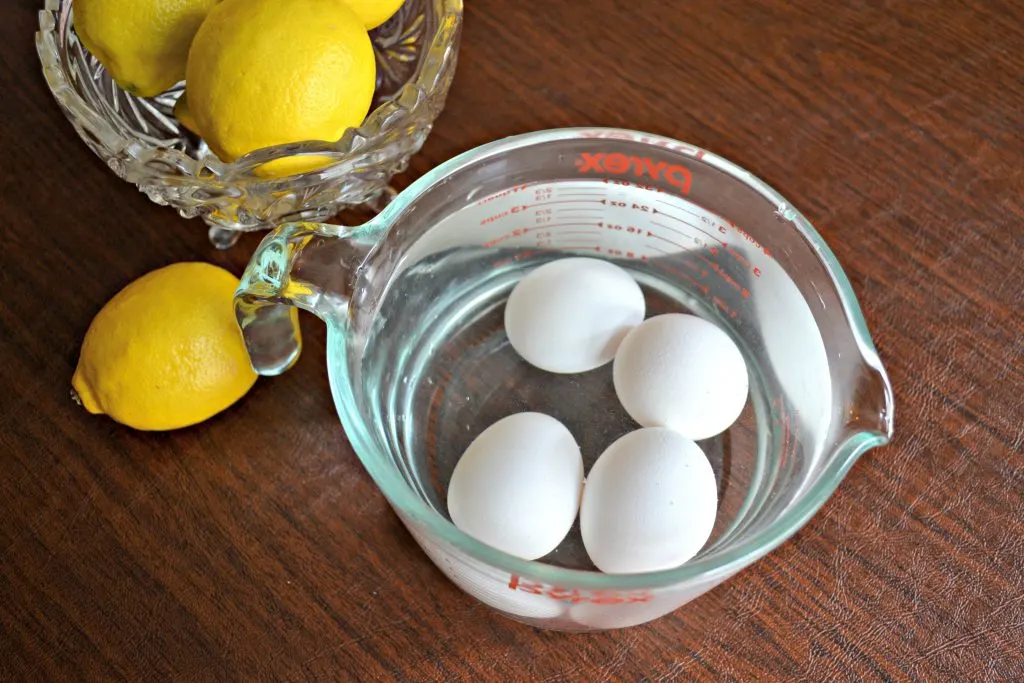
[507,574,654,605]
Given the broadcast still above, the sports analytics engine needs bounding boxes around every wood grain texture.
[2,0,1022,680]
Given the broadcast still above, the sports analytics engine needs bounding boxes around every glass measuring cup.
[235,128,895,631]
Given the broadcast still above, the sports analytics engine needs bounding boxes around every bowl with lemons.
[37,0,463,248]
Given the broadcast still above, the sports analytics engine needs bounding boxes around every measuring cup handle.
[234,221,376,376]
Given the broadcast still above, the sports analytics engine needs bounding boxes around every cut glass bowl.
[36,0,463,248]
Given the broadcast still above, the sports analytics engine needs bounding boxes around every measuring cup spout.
[837,356,896,455]
[858,361,895,440]
[234,221,380,376]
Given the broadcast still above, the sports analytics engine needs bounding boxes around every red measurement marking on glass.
[508,575,655,604]
[712,295,738,318]
[556,210,604,217]
[697,254,750,298]
[654,198,705,218]
[524,223,596,232]
[723,243,751,270]
[645,224,708,250]
[530,200,604,208]
[651,214,726,246]
[481,224,598,247]
[482,201,604,225]
[603,178,666,194]
[596,222,645,234]
[656,261,710,295]
[657,196,773,261]
[482,228,529,247]
[650,216,763,277]
[718,221,771,257]
[786,407,798,457]
[491,249,544,269]
[772,398,795,459]
[594,246,646,260]
[473,185,531,207]
[645,230,692,251]
[661,192,774,262]
[480,205,530,225]
[531,223,597,229]
[781,405,791,462]
[600,199,654,214]
[550,245,602,253]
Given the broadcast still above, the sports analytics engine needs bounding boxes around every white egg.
[504,257,645,374]
[447,412,583,561]
[569,598,678,630]
[580,428,718,574]
[613,313,749,440]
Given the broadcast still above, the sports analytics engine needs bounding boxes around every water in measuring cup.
[359,179,781,570]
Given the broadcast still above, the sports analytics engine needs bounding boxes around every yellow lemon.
[74,0,220,98]
[344,0,406,29]
[186,0,377,177]
[72,262,258,431]
[173,92,200,136]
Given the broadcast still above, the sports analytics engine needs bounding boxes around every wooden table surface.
[3,0,1023,680]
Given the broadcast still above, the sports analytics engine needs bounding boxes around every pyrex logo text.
[576,153,693,194]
